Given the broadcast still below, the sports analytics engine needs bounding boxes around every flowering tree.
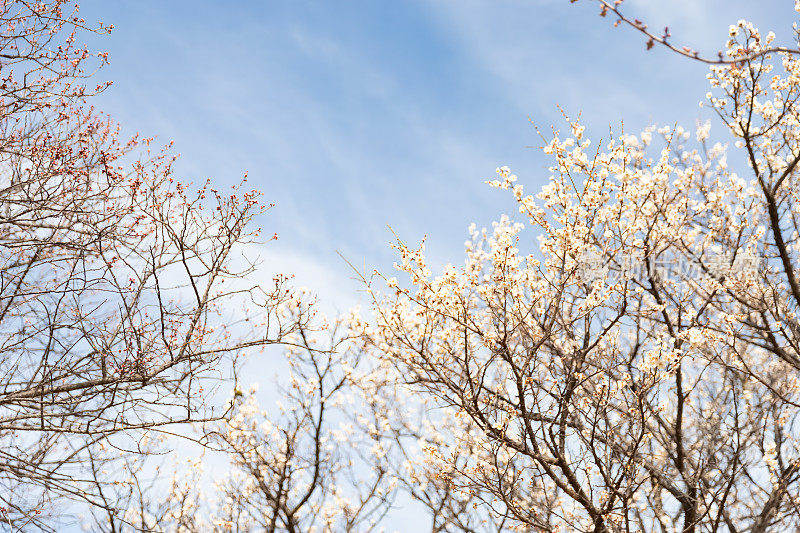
[365,15,800,533]
[112,306,508,532]
[0,2,301,529]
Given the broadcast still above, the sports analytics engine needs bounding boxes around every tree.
[0,2,300,529]
[364,15,800,533]
[113,306,508,532]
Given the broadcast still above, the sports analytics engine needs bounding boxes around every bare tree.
[0,1,301,529]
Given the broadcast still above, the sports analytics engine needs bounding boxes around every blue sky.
[78,0,789,312]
